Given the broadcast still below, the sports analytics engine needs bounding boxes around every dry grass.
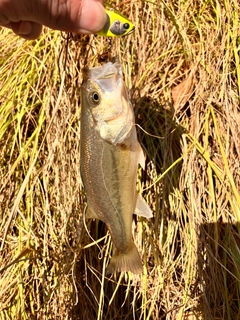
[0,0,240,319]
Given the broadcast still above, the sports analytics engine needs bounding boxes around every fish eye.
[89,91,100,105]
[123,23,130,30]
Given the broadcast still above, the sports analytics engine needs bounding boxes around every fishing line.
[135,124,164,139]
[82,204,103,257]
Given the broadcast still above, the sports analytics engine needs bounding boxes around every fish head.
[81,61,135,145]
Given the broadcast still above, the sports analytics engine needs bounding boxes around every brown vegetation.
[0,0,240,319]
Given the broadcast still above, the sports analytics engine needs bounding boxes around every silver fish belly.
[80,60,152,274]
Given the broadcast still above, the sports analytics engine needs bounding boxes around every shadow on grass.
[198,222,240,320]
[134,92,184,190]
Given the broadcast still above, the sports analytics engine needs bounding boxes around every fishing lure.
[97,9,135,37]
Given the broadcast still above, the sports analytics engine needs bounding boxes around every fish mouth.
[82,60,123,90]
[82,68,116,81]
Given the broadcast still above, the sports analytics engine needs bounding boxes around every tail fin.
[106,242,142,275]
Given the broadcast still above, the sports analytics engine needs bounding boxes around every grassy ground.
[0,0,240,319]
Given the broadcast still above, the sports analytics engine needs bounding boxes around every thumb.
[76,0,107,34]
[42,0,107,34]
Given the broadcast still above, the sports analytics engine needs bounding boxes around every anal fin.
[134,193,153,218]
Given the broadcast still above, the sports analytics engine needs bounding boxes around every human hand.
[0,0,106,40]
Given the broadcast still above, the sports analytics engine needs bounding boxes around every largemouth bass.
[80,60,152,274]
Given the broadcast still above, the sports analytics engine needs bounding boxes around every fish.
[80,59,152,274]
[97,9,135,37]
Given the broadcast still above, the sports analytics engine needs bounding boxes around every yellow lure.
[97,9,135,37]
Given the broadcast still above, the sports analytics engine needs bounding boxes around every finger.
[44,0,107,34]
[0,13,10,25]
[0,0,107,38]
[76,0,107,33]
[8,21,42,40]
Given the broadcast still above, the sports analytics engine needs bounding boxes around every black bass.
[80,60,152,274]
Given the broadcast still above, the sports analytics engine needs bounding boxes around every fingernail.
[18,21,32,35]
[78,0,107,33]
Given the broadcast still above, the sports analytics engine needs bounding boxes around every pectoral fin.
[85,204,99,220]
[134,194,153,218]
